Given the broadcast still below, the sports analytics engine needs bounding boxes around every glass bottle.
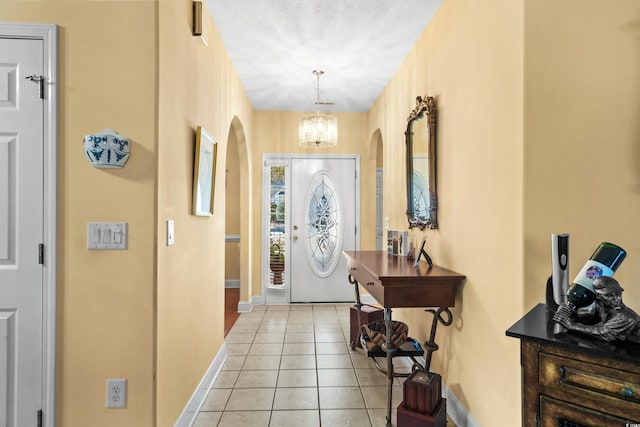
[567,242,626,310]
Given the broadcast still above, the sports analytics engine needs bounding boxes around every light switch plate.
[167,220,174,246]
[88,222,128,250]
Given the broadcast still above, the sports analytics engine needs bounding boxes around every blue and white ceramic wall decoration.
[83,129,130,168]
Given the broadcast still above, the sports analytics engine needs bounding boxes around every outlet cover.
[106,378,127,408]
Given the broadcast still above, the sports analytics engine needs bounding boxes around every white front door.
[290,157,358,302]
[0,37,45,426]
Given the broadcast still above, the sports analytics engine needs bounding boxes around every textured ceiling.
[205,0,442,112]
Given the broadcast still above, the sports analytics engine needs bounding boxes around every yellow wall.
[5,0,252,425]
[369,0,640,425]
[4,2,158,425]
[368,0,524,425]
[523,0,640,311]
[156,1,253,425]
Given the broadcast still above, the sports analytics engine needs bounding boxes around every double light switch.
[88,222,128,250]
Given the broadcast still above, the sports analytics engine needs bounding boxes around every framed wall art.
[192,126,217,216]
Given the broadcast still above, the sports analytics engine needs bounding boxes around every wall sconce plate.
[83,129,130,168]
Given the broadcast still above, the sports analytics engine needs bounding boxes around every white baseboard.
[174,343,228,427]
[442,382,479,427]
[224,280,240,288]
[237,300,253,313]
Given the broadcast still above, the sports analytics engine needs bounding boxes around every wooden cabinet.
[507,304,640,427]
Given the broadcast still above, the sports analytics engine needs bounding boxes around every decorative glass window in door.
[304,171,343,277]
[269,165,286,287]
[412,171,429,219]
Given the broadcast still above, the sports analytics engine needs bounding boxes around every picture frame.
[192,126,217,216]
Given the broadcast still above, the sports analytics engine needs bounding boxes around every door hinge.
[38,244,44,265]
[37,409,43,427]
[25,75,45,99]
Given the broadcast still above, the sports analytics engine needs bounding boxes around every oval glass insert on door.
[304,171,343,277]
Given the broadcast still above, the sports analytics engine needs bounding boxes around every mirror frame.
[405,95,437,229]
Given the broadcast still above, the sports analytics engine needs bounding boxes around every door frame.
[0,23,58,426]
[261,154,360,304]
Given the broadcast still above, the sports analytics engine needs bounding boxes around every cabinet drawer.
[540,352,640,421]
[348,264,383,302]
[540,395,631,427]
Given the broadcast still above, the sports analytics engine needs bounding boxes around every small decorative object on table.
[364,320,408,351]
[387,230,409,256]
[553,276,640,342]
[551,241,639,342]
[413,238,433,267]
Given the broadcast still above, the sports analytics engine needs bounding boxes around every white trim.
[0,22,58,427]
[174,343,228,427]
[442,382,479,427]
[237,300,253,313]
[224,280,240,288]
[237,294,265,312]
[251,295,265,306]
[261,158,291,304]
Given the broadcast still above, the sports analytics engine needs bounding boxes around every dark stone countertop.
[506,303,640,364]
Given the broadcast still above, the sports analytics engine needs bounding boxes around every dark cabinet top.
[506,303,640,364]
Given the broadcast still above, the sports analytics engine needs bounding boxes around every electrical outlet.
[106,378,127,408]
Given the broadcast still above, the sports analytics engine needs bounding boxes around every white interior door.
[0,37,45,426]
[290,157,358,302]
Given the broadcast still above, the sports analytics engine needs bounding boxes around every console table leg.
[423,307,453,371]
[349,274,363,350]
[384,307,393,427]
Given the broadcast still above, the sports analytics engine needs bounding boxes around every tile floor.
[193,303,454,427]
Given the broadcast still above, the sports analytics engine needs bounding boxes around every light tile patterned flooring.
[193,303,453,427]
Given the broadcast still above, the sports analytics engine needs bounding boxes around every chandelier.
[298,70,338,148]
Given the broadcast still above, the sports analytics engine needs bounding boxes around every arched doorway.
[224,117,250,332]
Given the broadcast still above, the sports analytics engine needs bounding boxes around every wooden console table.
[343,251,465,426]
[506,304,640,426]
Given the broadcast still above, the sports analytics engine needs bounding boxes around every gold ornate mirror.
[405,96,437,229]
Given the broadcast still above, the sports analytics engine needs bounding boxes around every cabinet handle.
[621,387,635,398]
[366,282,374,286]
